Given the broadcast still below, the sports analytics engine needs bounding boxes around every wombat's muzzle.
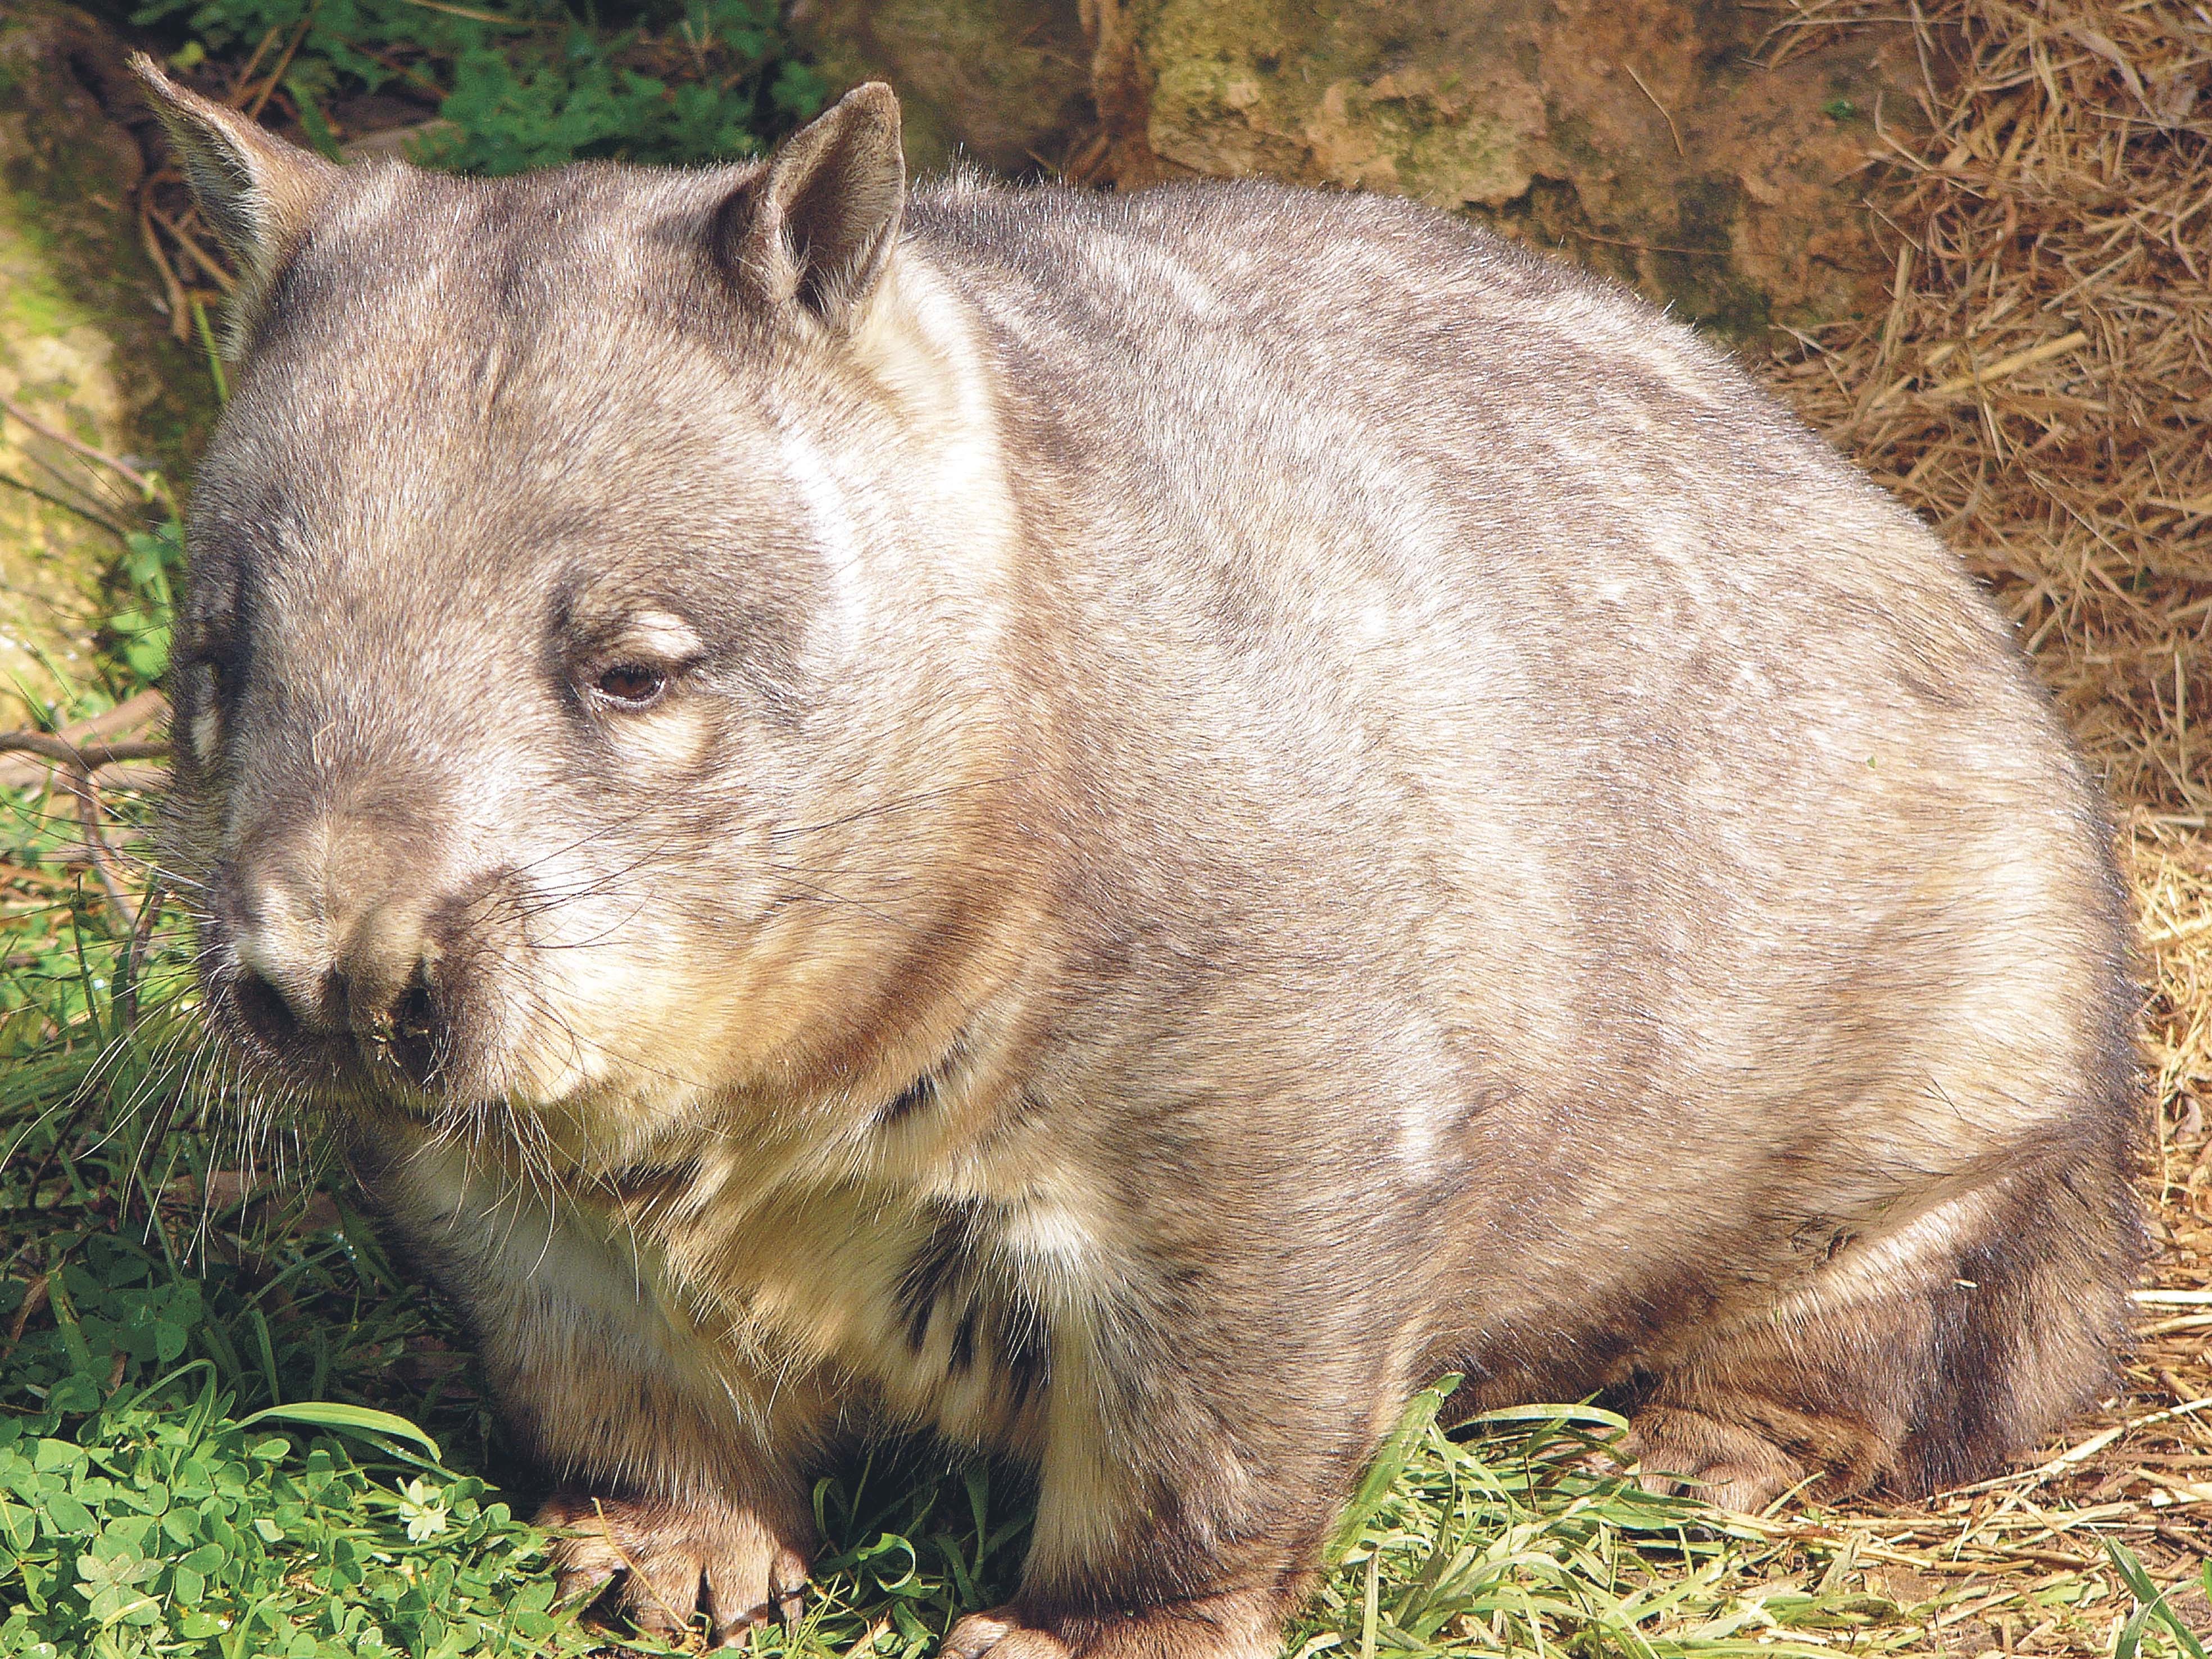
[211,837,470,1096]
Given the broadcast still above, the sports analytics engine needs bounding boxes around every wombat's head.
[135,63,1035,1170]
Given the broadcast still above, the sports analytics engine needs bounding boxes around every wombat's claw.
[940,1598,1282,1659]
[941,1611,1071,1659]
[539,1492,809,1647]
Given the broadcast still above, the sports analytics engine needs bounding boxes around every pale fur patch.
[393,1084,1147,1549]
[775,426,869,659]
[614,610,706,662]
[1763,1185,2002,1328]
[188,673,220,767]
[844,257,1021,618]
[600,694,714,775]
[389,1138,776,1497]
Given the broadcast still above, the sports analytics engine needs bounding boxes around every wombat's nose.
[226,872,451,1087]
[381,965,446,1089]
[227,962,320,1051]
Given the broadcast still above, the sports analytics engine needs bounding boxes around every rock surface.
[1088,0,1930,337]
[0,2,211,728]
[789,0,1925,337]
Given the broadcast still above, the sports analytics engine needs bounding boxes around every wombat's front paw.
[941,1610,1069,1658]
[539,1492,811,1647]
[941,1591,1283,1658]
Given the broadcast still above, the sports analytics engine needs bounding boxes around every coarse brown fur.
[135,62,2146,1657]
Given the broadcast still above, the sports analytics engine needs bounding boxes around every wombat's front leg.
[942,1591,1296,1659]
[538,1485,814,1644]
[524,1368,825,1645]
[939,1345,1365,1659]
[362,1139,825,1643]
[942,1515,1315,1659]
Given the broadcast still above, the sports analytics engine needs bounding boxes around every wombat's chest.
[704,1190,1064,1440]
[694,1194,1069,1431]
[414,1137,1106,1453]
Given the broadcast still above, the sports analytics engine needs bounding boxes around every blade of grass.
[234,1399,444,1463]
[1328,1374,1462,1569]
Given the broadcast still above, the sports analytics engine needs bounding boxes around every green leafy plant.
[105,523,187,689]
[0,1369,588,1658]
[2107,1539,2210,1659]
[132,0,825,176]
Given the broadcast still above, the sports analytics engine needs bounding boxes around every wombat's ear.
[714,82,905,331]
[129,53,335,285]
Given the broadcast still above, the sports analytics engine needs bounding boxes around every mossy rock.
[1097,0,1932,341]
[0,2,214,728]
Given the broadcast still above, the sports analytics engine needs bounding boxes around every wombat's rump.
[139,63,2142,1659]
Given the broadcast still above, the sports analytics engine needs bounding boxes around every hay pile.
[1752,0,2212,1152]
[1761,0,2210,816]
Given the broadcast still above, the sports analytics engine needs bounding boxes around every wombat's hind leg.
[1619,1406,1811,1514]
[539,1491,811,1646]
[1624,1162,2141,1512]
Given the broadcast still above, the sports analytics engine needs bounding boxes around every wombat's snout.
[216,841,467,1094]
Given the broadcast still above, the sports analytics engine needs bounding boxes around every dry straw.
[1762,0,2211,816]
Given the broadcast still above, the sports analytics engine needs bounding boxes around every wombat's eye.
[594,663,667,708]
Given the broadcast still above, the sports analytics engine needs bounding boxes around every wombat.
[138,61,2144,1659]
